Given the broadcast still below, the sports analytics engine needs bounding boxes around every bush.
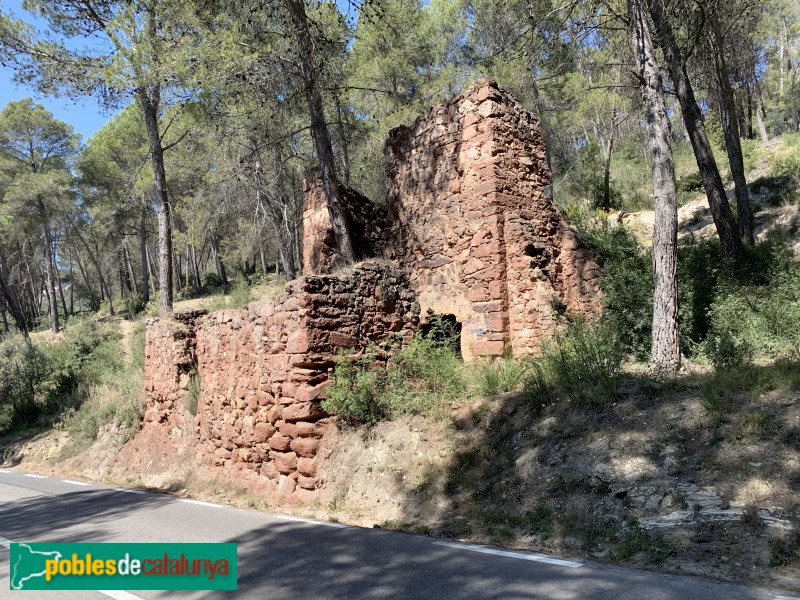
[44,320,122,396]
[59,322,144,449]
[473,353,528,396]
[323,333,466,424]
[229,279,252,308]
[187,373,201,416]
[323,348,389,424]
[0,336,50,428]
[677,172,704,205]
[523,321,623,407]
[203,272,223,291]
[123,293,146,319]
[584,223,653,360]
[706,332,753,370]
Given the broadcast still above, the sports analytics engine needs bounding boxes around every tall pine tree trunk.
[210,235,228,286]
[649,0,745,268]
[630,0,681,373]
[139,88,173,316]
[709,12,754,245]
[140,199,150,304]
[0,253,28,336]
[37,203,59,333]
[283,0,355,267]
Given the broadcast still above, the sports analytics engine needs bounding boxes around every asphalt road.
[0,468,797,599]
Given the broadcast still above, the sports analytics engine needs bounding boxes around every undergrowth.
[323,321,465,424]
[523,321,622,407]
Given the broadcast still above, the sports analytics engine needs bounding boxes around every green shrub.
[677,237,725,349]
[187,373,201,416]
[523,321,622,407]
[706,332,753,370]
[123,293,146,319]
[677,172,704,205]
[323,348,389,424]
[699,379,730,414]
[323,333,466,424]
[0,336,49,428]
[584,223,653,360]
[203,272,223,291]
[228,279,252,308]
[474,353,528,396]
[709,263,800,361]
[43,320,122,397]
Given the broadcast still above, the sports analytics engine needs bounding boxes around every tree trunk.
[124,240,138,295]
[210,235,228,286]
[54,253,68,323]
[754,83,770,144]
[630,0,680,373]
[69,219,113,314]
[602,135,614,210]
[0,293,9,334]
[649,0,745,268]
[68,253,74,316]
[40,218,60,333]
[709,13,754,246]
[75,253,98,311]
[138,88,173,316]
[283,0,355,266]
[140,199,150,304]
[146,244,160,288]
[0,253,28,336]
[259,243,268,276]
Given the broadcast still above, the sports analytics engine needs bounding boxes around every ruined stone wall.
[383,79,601,358]
[143,263,418,499]
[302,180,390,275]
[143,310,205,427]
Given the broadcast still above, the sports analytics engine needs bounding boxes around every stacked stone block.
[143,263,418,497]
[383,79,601,358]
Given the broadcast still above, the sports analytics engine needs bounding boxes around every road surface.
[0,468,797,599]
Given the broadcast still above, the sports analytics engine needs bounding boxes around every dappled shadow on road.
[189,520,762,600]
[0,488,174,544]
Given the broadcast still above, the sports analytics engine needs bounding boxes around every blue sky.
[0,0,363,143]
[0,0,112,142]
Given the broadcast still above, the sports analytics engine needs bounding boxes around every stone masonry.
[144,263,418,497]
[304,79,601,359]
[143,79,600,497]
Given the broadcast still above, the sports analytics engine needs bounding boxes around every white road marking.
[23,474,47,479]
[180,498,227,508]
[62,479,91,486]
[113,488,147,495]
[0,468,12,473]
[433,541,583,568]
[0,535,11,548]
[776,596,800,599]
[271,514,348,529]
[99,591,146,600]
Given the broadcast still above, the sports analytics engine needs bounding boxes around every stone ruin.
[143,79,601,499]
[303,79,601,359]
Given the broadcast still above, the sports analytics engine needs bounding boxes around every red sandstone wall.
[143,263,418,500]
[302,180,389,275]
[384,79,601,358]
[143,310,204,427]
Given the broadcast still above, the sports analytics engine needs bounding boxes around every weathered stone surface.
[145,263,419,497]
[271,451,298,474]
[381,78,601,358]
[143,79,601,500]
[290,437,319,458]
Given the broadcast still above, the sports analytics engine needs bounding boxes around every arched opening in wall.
[420,312,462,358]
